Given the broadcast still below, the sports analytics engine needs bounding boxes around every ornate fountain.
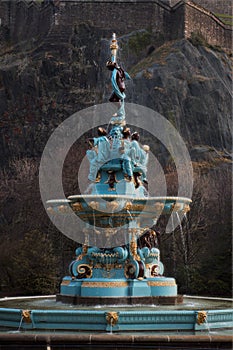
[47,33,191,305]
[0,35,232,338]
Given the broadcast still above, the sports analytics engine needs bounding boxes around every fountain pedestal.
[48,192,191,305]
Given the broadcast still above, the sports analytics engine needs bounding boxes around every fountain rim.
[0,294,232,333]
[47,195,192,204]
[0,294,232,304]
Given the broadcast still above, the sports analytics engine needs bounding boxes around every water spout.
[176,212,187,266]
[204,314,210,333]
[106,311,118,333]
[126,209,133,221]
[109,318,113,334]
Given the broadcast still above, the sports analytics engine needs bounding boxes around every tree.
[12,230,58,295]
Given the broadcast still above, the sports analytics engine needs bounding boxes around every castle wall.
[0,0,53,43]
[0,0,231,49]
[189,0,232,16]
[184,1,232,49]
[168,0,232,15]
[58,1,170,36]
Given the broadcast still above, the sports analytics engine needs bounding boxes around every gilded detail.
[106,201,119,211]
[47,207,54,214]
[197,311,207,325]
[171,203,181,212]
[77,264,93,278]
[132,204,145,211]
[89,201,99,210]
[183,204,190,213]
[72,202,83,211]
[147,281,176,287]
[82,282,128,288]
[106,311,118,326]
[105,228,117,238]
[22,310,31,323]
[61,280,71,286]
[58,205,69,213]
[94,263,122,269]
[130,237,140,260]
[124,201,133,211]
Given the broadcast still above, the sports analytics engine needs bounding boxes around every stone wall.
[184,1,232,49]
[0,0,232,49]
[58,1,170,36]
[168,0,232,15]
[0,0,53,43]
[11,1,53,42]
[189,0,232,16]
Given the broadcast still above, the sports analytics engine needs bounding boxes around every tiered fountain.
[47,33,191,306]
[0,34,232,338]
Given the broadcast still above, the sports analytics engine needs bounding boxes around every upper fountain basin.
[47,195,192,228]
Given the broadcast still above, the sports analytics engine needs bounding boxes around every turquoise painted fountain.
[0,34,232,335]
[47,33,191,306]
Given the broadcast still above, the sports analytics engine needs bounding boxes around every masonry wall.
[58,1,170,36]
[189,0,232,16]
[184,1,232,49]
[0,1,53,42]
[169,0,232,15]
[11,1,53,42]
[0,0,232,49]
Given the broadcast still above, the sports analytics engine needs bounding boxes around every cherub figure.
[120,127,133,181]
[87,127,110,182]
[91,127,110,165]
[131,132,149,184]
[86,144,98,182]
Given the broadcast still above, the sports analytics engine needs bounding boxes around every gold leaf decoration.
[72,202,83,211]
[197,311,207,325]
[106,201,119,212]
[22,310,31,323]
[106,311,118,326]
[89,201,99,210]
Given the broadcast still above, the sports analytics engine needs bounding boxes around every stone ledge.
[0,333,232,348]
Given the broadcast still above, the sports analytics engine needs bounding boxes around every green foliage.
[214,13,233,26]
[128,31,152,55]
[189,32,223,52]
[129,41,175,77]
[189,32,208,47]
[162,165,232,298]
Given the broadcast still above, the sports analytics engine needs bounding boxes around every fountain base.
[57,276,182,305]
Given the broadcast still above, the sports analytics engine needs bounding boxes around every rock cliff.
[0,26,232,164]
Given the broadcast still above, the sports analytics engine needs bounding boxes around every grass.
[129,41,176,77]
[214,13,233,19]
[128,31,152,55]
[214,13,233,26]
[189,32,224,52]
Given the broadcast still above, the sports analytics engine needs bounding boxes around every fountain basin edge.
[0,295,232,332]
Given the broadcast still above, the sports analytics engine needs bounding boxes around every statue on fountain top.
[85,33,150,194]
[106,33,131,125]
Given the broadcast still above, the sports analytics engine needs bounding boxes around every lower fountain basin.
[0,296,232,333]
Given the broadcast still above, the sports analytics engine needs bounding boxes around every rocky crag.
[0,23,231,164]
